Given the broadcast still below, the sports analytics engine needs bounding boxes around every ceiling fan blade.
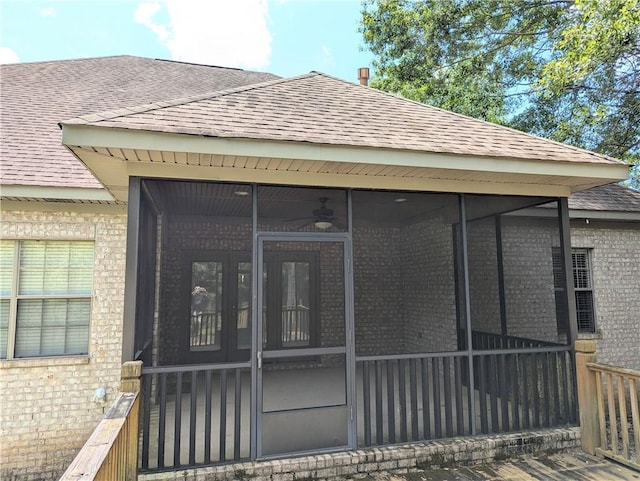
[296,220,313,230]
[283,216,313,222]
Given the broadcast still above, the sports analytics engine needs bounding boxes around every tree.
[361,0,639,189]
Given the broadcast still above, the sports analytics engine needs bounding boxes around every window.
[552,248,596,333]
[0,240,94,359]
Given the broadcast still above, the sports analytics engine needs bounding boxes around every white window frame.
[1,240,94,360]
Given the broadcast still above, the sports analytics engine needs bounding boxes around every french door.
[183,252,252,363]
[256,235,355,458]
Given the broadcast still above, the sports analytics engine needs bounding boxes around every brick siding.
[0,210,127,481]
[1,205,636,480]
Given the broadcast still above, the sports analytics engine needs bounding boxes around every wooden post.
[121,360,142,481]
[120,360,143,393]
[575,340,600,454]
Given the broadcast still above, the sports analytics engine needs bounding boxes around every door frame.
[252,232,356,459]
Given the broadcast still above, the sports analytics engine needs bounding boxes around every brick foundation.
[139,428,580,481]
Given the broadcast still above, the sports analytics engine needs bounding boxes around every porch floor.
[362,450,640,481]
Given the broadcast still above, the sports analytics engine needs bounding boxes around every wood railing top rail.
[59,392,138,481]
[586,362,640,380]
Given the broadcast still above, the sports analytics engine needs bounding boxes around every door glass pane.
[237,262,251,350]
[190,261,223,351]
[281,261,310,347]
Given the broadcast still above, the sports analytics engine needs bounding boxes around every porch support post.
[122,176,141,362]
[459,194,477,435]
[575,340,600,454]
[559,198,578,345]
[345,189,357,448]
[250,183,258,460]
[495,215,508,337]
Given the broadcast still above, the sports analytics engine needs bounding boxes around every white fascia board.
[62,124,630,182]
[0,184,115,202]
[509,206,640,221]
[569,209,640,221]
[1,200,126,214]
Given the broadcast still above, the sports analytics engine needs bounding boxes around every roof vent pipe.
[358,67,370,86]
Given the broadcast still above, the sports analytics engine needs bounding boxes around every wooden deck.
[362,450,640,480]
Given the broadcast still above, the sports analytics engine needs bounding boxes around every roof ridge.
[0,55,277,73]
[153,58,245,71]
[0,54,139,67]
[64,72,322,125]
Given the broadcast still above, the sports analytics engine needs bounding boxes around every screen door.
[257,237,353,458]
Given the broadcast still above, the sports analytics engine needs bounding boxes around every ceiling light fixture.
[234,190,249,196]
[394,197,408,203]
[314,220,333,230]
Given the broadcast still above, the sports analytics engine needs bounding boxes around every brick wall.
[0,209,127,481]
[402,217,458,353]
[501,217,562,343]
[467,218,502,335]
[2,205,635,481]
[571,221,640,370]
[353,224,405,355]
[467,216,564,344]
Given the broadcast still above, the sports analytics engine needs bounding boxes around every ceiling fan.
[284,197,335,230]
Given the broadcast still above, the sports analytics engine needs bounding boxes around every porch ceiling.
[63,126,628,203]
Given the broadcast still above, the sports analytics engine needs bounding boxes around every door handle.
[257,351,262,369]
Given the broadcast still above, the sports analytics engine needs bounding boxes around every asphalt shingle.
[66,72,621,167]
[569,183,640,212]
[0,55,278,188]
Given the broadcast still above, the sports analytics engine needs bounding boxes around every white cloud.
[134,0,272,70]
[134,2,168,41]
[39,7,57,17]
[320,45,333,67]
[0,47,20,64]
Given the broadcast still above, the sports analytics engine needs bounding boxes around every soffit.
[65,134,629,202]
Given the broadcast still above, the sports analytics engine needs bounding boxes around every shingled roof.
[569,183,640,212]
[0,55,278,189]
[66,72,620,167]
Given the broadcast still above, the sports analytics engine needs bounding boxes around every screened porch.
[129,180,578,473]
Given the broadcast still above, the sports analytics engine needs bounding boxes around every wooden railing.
[59,361,142,481]
[575,340,639,471]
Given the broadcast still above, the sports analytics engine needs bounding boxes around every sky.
[0,0,374,82]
